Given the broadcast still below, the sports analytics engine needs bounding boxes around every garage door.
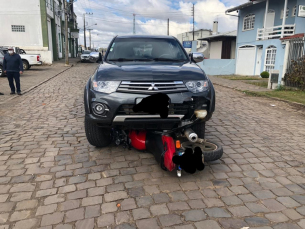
[236,46,256,75]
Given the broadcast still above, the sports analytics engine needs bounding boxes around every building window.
[281,8,289,19]
[11,25,25,32]
[292,6,297,17]
[243,14,255,31]
[265,45,277,73]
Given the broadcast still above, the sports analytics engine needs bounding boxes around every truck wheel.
[28,65,31,69]
[22,60,29,70]
[192,121,205,139]
[182,140,223,162]
[0,66,3,77]
[85,116,112,147]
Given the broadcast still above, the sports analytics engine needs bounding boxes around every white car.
[0,47,42,70]
[80,50,91,62]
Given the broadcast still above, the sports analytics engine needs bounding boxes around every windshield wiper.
[152,58,186,62]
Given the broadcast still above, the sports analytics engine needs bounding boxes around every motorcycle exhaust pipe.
[184,128,198,143]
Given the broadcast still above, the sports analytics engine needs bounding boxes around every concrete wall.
[198,59,236,75]
[210,41,222,59]
[0,0,43,47]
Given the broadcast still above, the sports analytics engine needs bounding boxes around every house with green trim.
[0,0,79,64]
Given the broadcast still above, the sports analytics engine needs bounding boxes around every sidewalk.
[0,58,80,104]
[208,75,270,92]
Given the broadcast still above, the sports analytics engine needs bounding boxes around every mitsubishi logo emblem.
[148,83,159,91]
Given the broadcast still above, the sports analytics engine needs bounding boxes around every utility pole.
[83,13,86,49]
[64,0,69,66]
[133,14,136,34]
[167,18,169,35]
[192,4,195,41]
[85,12,93,49]
[88,29,93,50]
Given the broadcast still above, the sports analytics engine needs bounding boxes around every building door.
[221,40,232,59]
[264,45,277,73]
[265,10,275,28]
[236,45,256,75]
[255,47,263,75]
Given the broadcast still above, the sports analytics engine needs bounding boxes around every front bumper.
[81,56,89,60]
[85,85,214,130]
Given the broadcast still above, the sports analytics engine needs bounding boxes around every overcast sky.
[73,0,248,48]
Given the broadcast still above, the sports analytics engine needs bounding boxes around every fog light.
[194,110,207,119]
[93,103,108,115]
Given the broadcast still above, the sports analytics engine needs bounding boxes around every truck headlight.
[185,80,209,93]
[92,81,120,94]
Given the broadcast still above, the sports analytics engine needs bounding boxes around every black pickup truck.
[84,35,216,147]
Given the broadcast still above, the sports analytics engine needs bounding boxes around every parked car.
[0,46,42,70]
[0,51,4,77]
[80,50,92,62]
[84,35,216,147]
[88,52,102,63]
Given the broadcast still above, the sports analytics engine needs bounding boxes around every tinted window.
[106,38,188,61]
[83,50,91,54]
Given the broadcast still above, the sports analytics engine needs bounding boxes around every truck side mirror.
[190,52,204,63]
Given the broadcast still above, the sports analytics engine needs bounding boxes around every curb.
[0,63,75,105]
[212,82,305,110]
[241,90,305,110]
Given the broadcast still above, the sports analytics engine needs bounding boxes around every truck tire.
[28,65,31,69]
[85,116,112,147]
[192,121,205,139]
[0,65,3,77]
[22,60,29,70]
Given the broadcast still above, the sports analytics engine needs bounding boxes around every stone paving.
[0,58,80,103]
[0,63,305,229]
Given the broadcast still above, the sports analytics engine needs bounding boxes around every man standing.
[3,47,23,95]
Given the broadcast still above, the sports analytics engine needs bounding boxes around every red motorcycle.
[113,118,223,177]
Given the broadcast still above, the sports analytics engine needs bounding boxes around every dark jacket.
[3,53,23,72]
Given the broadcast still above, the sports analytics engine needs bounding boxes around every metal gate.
[284,37,305,88]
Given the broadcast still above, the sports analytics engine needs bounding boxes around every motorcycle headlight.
[185,80,209,93]
[92,81,120,94]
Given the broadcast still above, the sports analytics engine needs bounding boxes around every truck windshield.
[83,50,91,54]
[106,38,188,62]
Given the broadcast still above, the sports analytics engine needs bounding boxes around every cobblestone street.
[1,63,305,229]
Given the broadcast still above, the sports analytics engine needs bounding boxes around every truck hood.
[95,62,207,81]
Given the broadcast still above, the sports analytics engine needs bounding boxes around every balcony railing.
[257,24,295,40]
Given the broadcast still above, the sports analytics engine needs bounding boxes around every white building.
[177,29,212,53]
[0,0,79,64]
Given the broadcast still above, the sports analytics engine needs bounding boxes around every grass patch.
[217,75,265,80]
[244,81,268,88]
[243,88,305,105]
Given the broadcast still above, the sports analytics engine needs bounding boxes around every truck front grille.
[116,81,188,94]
